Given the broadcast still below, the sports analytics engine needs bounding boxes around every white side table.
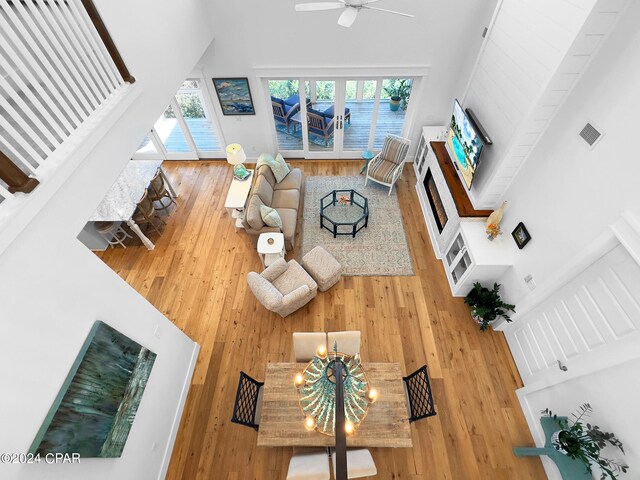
[257,232,285,267]
[224,169,254,231]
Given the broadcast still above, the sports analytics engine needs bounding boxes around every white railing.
[0,0,128,202]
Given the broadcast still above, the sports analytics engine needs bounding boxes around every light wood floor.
[97,160,545,480]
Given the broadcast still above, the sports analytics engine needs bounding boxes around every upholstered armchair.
[247,258,318,317]
[365,134,411,195]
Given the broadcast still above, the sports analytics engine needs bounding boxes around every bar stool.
[95,221,132,248]
[148,168,176,213]
[133,189,165,235]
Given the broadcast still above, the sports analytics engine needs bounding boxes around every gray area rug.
[301,176,414,276]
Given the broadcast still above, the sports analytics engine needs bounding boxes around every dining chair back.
[133,189,165,235]
[403,364,436,422]
[148,168,176,213]
[327,331,361,356]
[231,371,264,431]
[330,448,377,479]
[95,221,132,248]
[293,332,327,362]
[286,448,331,480]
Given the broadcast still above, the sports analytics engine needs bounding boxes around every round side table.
[360,150,376,174]
[257,232,285,267]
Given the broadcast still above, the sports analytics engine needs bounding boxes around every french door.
[268,77,413,159]
[133,78,225,161]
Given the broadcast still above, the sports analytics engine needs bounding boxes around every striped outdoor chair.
[365,134,411,195]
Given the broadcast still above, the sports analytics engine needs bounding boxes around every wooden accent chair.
[132,189,165,235]
[272,96,300,133]
[148,168,176,213]
[365,134,411,195]
[307,109,335,146]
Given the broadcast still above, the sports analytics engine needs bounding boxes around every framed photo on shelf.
[512,222,531,249]
[212,78,255,115]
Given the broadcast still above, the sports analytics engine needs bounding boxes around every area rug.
[301,176,414,276]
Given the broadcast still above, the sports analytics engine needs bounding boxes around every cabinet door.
[450,251,472,285]
[445,232,465,266]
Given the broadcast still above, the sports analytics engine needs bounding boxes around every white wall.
[495,0,640,304]
[0,0,214,478]
[462,0,630,208]
[197,0,498,158]
[520,358,639,480]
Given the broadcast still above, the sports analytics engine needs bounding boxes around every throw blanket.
[257,153,290,183]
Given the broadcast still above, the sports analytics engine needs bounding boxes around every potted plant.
[464,282,515,331]
[542,404,628,480]
[383,79,411,111]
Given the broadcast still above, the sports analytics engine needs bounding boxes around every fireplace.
[423,169,448,233]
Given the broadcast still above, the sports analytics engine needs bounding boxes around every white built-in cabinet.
[443,220,514,297]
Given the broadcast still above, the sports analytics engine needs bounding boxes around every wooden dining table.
[257,362,412,448]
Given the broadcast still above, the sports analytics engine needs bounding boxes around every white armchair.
[247,258,318,317]
[365,134,411,195]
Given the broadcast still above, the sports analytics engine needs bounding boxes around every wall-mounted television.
[446,99,485,190]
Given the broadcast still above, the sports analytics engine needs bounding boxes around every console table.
[224,170,253,231]
[514,416,591,479]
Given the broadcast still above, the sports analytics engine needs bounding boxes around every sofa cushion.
[275,167,302,191]
[272,189,300,211]
[254,175,274,205]
[322,105,350,119]
[271,96,285,107]
[245,195,265,230]
[275,208,297,241]
[257,164,277,188]
[260,205,283,229]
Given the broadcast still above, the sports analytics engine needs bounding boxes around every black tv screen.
[446,99,484,189]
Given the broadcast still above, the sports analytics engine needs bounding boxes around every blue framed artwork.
[212,77,255,115]
[29,321,156,458]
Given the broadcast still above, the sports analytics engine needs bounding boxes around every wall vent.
[578,122,604,149]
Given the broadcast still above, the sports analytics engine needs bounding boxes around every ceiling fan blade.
[295,2,345,11]
[363,5,415,18]
[337,7,358,27]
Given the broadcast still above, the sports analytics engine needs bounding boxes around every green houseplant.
[542,404,628,480]
[383,79,411,111]
[464,282,515,331]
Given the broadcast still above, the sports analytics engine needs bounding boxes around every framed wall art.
[29,321,156,458]
[212,77,255,115]
[512,222,531,249]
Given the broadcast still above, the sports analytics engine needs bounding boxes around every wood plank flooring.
[96,160,545,480]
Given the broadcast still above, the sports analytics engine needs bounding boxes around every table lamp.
[226,143,249,180]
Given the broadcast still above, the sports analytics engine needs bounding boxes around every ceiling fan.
[294,0,414,28]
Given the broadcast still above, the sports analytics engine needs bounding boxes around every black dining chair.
[231,371,264,431]
[403,365,436,423]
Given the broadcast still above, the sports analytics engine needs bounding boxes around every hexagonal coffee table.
[320,189,369,238]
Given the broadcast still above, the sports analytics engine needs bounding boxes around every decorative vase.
[471,312,483,326]
[389,97,400,111]
[551,430,571,455]
[485,201,507,230]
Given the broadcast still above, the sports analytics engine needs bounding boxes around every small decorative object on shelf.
[512,222,531,249]
[542,404,628,480]
[485,201,507,240]
[464,282,515,331]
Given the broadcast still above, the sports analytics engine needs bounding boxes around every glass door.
[267,77,413,159]
[133,78,225,161]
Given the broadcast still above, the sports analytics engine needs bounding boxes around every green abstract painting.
[29,321,156,458]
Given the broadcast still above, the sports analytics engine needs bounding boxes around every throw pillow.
[271,153,290,183]
[260,205,283,230]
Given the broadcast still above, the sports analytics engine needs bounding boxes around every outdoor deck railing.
[0,0,134,201]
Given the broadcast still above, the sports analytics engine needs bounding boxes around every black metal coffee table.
[320,190,369,238]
